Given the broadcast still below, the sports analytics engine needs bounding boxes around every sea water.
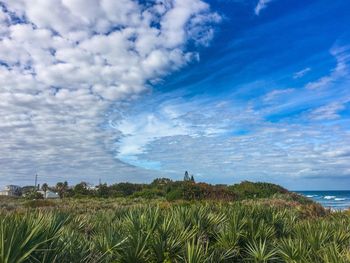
[296,191,350,210]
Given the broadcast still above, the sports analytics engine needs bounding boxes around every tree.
[97,183,109,198]
[41,183,48,198]
[184,171,190,181]
[73,182,90,196]
[41,183,48,193]
[56,181,69,198]
[190,175,195,183]
[151,178,172,186]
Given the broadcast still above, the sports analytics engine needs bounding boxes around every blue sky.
[0,0,349,189]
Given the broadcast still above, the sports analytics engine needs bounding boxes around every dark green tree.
[190,175,195,182]
[56,181,69,198]
[97,183,109,198]
[73,182,90,196]
[41,183,48,192]
[41,183,48,198]
[184,171,190,181]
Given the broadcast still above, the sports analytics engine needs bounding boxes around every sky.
[0,0,349,190]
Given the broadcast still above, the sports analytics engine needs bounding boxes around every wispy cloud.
[254,0,273,15]
[293,67,311,79]
[308,102,347,120]
[116,92,350,187]
[306,46,350,89]
[263,88,295,102]
[113,96,230,169]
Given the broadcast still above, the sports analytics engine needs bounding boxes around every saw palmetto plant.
[0,199,349,262]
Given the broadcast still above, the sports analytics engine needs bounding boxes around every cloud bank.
[112,44,350,189]
[0,0,219,185]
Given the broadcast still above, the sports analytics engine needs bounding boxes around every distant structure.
[0,185,22,196]
[34,174,38,190]
[37,190,59,199]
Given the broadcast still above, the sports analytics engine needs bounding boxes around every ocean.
[296,191,350,210]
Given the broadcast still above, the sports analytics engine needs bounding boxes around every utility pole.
[99,178,101,186]
[34,174,38,190]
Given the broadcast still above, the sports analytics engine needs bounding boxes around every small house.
[0,185,22,196]
[37,190,59,199]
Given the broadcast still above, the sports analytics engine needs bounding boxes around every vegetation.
[0,197,349,263]
[32,174,310,205]
[0,176,348,262]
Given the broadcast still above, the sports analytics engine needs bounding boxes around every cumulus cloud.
[0,0,219,185]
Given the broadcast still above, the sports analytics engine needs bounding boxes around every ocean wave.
[306,195,318,198]
[324,196,336,200]
[334,198,346,201]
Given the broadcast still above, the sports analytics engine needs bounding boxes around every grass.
[0,197,349,262]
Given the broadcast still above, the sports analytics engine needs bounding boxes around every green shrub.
[0,190,347,263]
[23,199,57,208]
[166,188,183,201]
[25,191,44,200]
[131,189,165,199]
[229,181,287,199]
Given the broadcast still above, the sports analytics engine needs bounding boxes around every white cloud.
[263,88,295,102]
[308,102,347,120]
[293,67,311,79]
[0,0,219,185]
[254,0,273,16]
[108,66,350,188]
[306,46,350,89]
[113,95,259,170]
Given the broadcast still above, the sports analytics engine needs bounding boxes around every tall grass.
[0,200,349,262]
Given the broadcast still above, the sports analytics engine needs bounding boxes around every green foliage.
[166,188,183,201]
[184,171,190,181]
[23,199,57,208]
[0,212,67,263]
[25,191,44,200]
[0,198,348,263]
[55,181,69,198]
[132,189,165,199]
[37,177,313,208]
[229,181,287,199]
[96,183,110,198]
[244,239,277,262]
[73,182,91,196]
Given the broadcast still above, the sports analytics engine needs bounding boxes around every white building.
[0,185,22,196]
[37,190,59,199]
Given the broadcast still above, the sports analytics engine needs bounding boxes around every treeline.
[35,173,309,203]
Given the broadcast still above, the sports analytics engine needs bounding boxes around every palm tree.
[56,181,68,198]
[41,183,48,198]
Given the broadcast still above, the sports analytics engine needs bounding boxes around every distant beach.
[297,191,350,210]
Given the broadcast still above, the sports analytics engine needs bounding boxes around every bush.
[166,188,183,201]
[25,191,44,200]
[0,200,348,263]
[23,199,57,208]
[229,181,287,199]
[131,189,165,199]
